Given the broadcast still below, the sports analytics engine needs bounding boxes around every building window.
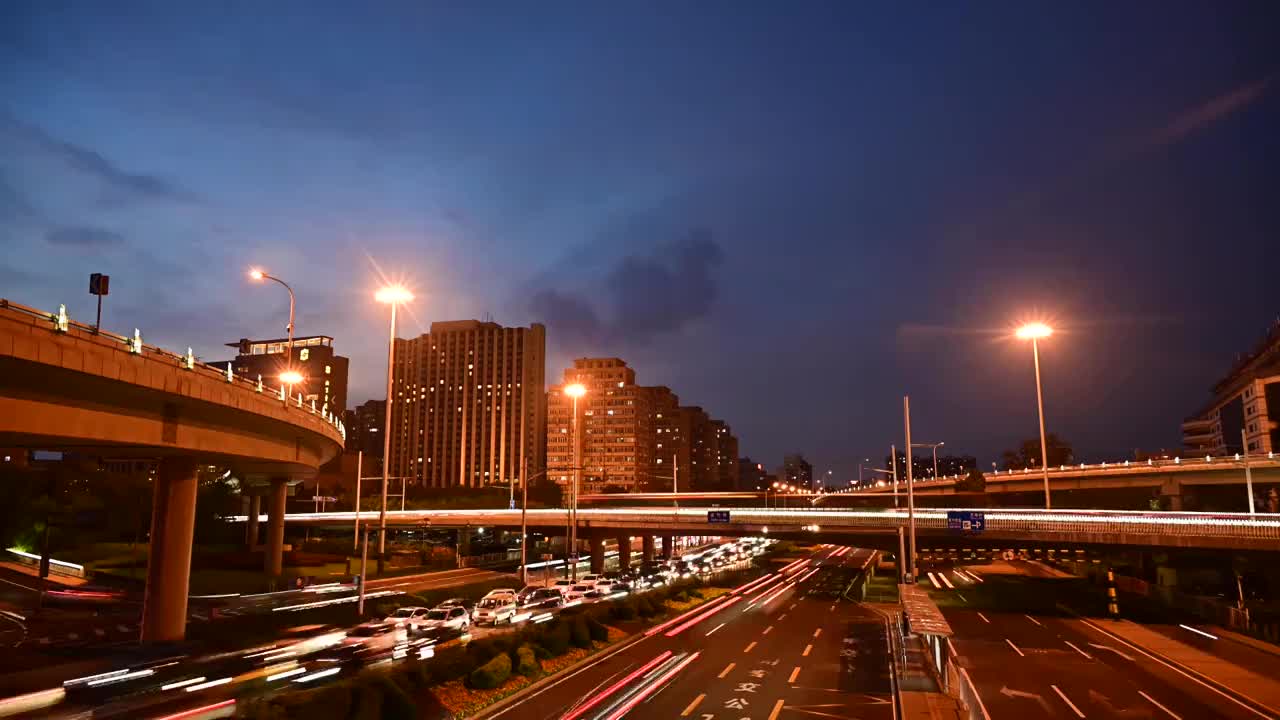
[325,365,331,374]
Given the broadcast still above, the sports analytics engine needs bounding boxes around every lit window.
[325,365,331,374]
[299,348,310,361]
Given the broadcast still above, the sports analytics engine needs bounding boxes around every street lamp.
[912,441,945,484]
[1015,322,1054,509]
[565,382,586,580]
[376,285,414,569]
[249,269,295,373]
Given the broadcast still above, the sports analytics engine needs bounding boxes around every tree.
[1000,433,1074,470]
[955,468,986,493]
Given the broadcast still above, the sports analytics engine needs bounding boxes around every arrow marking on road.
[1001,685,1053,714]
[1088,642,1135,661]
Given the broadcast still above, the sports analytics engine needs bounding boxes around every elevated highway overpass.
[253,506,1280,553]
[0,298,345,641]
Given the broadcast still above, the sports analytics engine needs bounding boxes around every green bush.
[429,645,480,683]
[587,616,609,643]
[514,644,539,676]
[469,651,513,689]
[540,621,572,655]
[687,587,703,599]
[636,596,660,618]
[609,598,638,621]
[347,680,384,720]
[377,677,417,720]
[531,642,554,660]
[570,614,592,648]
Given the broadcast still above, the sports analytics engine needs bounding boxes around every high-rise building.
[1182,319,1280,456]
[738,457,767,491]
[547,358,654,493]
[782,453,814,491]
[212,335,349,414]
[344,399,386,457]
[387,320,546,489]
[887,453,977,481]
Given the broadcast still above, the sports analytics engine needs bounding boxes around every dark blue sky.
[2,3,1277,479]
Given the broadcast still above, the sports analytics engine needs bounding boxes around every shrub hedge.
[469,651,513,689]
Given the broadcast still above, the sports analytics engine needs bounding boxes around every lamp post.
[249,269,295,372]
[903,395,916,583]
[564,383,586,580]
[1016,322,1054,509]
[912,442,945,484]
[375,285,413,571]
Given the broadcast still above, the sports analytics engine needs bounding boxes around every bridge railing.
[1,298,344,442]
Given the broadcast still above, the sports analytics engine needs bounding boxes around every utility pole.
[891,444,899,508]
[904,396,916,583]
[520,457,529,584]
[1242,429,1256,515]
[356,524,369,616]
[672,453,679,511]
[353,451,362,552]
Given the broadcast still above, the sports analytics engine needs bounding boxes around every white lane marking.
[762,625,773,635]
[744,641,758,653]
[1178,624,1218,640]
[939,572,956,589]
[956,593,968,604]
[1139,691,1183,719]
[1051,684,1085,718]
[812,628,822,638]
[802,644,813,657]
[705,623,726,637]
[1025,614,1043,627]
[926,572,942,589]
[718,662,736,678]
[977,612,990,624]
[778,613,787,621]
[681,693,706,717]
[768,699,786,720]
[1005,639,1025,657]
[1064,641,1092,659]
[789,602,797,611]
[788,666,801,683]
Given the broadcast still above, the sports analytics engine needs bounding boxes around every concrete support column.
[1159,478,1183,511]
[617,535,631,572]
[642,535,656,566]
[590,535,606,575]
[458,527,472,558]
[661,535,674,560]
[264,478,288,577]
[141,456,198,643]
[245,495,261,549]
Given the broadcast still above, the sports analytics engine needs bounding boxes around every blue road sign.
[707,510,731,524]
[947,511,985,534]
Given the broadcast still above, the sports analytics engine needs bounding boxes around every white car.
[385,606,432,631]
[579,574,604,587]
[420,606,470,633]
[564,584,606,604]
[474,596,519,625]
[592,579,625,596]
[482,588,518,602]
[551,579,576,594]
[342,622,406,652]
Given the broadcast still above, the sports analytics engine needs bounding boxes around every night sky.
[2,3,1277,480]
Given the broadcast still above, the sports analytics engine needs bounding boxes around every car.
[482,588,518,600]
[593,579,623,596]
[516,585,544,604]
[341,621,406,652]
[564,584,607,604]
[520,588,565,610]
[551,579,576,594]
[435,597,476,618]
[579,574,604,587]
[474,596,519,625]
[385,606,432,630]
[420,606,470,634]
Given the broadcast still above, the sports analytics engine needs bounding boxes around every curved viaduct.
[0,299,345,641]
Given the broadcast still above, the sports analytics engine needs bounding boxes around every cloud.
[529,229,725,347]
[1145,77,1272,149]
[45,226,125,247]
[0,112,195,203]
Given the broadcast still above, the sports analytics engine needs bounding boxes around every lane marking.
[1005,639,1025,657]
[1051,684,1085,718]
[939,572,956,589]
[1064,641,1092,659]
[681,693,706,717]
[788,666,801,683]
[1025,614,1043,627]
[956,592,968,604]
[768,699,786,720]
[812,628,822,638]
[1139,691,1183,719]
[744,641,758,653]
[718,662,736,678]
[977,612,990,624]
[705,623,726,637]
[789,603,797,610]
[763,625,773,635]
[778,613,787,621]
[802,644,813,657]
[1179,624,1218,640]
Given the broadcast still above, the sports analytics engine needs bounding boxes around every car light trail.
[644,595,731,636]
[664,597,742,637]
[271,589,401,611]
[744,574,785,598]
[184,677,233,692]
[152,699,237,720]
[795,567,821,583]
[734,572,779,596]
[562,651,674,720]
[88,669,154,686]
[292,667,341,684]
[0,687,65,718]
[601,652,700,720]
[160,677,207,691]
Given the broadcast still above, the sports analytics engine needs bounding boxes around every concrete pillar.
[642,535,656,566]
[141,456,198,643]
[1159,478,1183,511]
[661,535,674,560]
[590,535,606,574]
[246,494,261,548]
[264,477,288,577]
[617,535,631,572]
[458,528,472,558]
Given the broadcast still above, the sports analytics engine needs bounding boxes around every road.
[479,544,895,720]
[922,561,1280,720]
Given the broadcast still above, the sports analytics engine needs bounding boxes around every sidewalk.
[877,604,963,720]
[1090,618,1280,715]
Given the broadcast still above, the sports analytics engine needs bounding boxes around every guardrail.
[1,298,345,442]
[6,548,86,579]
[943,638,990,720]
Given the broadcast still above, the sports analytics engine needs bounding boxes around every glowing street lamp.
[249,268,296,373]
[279,370,304,386]
[1016,322,1054,509]
[375,285,414,566]
[564,382,586,579]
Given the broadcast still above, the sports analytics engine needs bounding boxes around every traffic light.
[89,273,110,295]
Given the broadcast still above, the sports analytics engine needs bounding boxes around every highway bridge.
[251,506,1280,552]
[0,298,345,641]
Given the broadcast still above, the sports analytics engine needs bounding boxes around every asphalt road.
[479,545,895,720]
[928,563,1279,720]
